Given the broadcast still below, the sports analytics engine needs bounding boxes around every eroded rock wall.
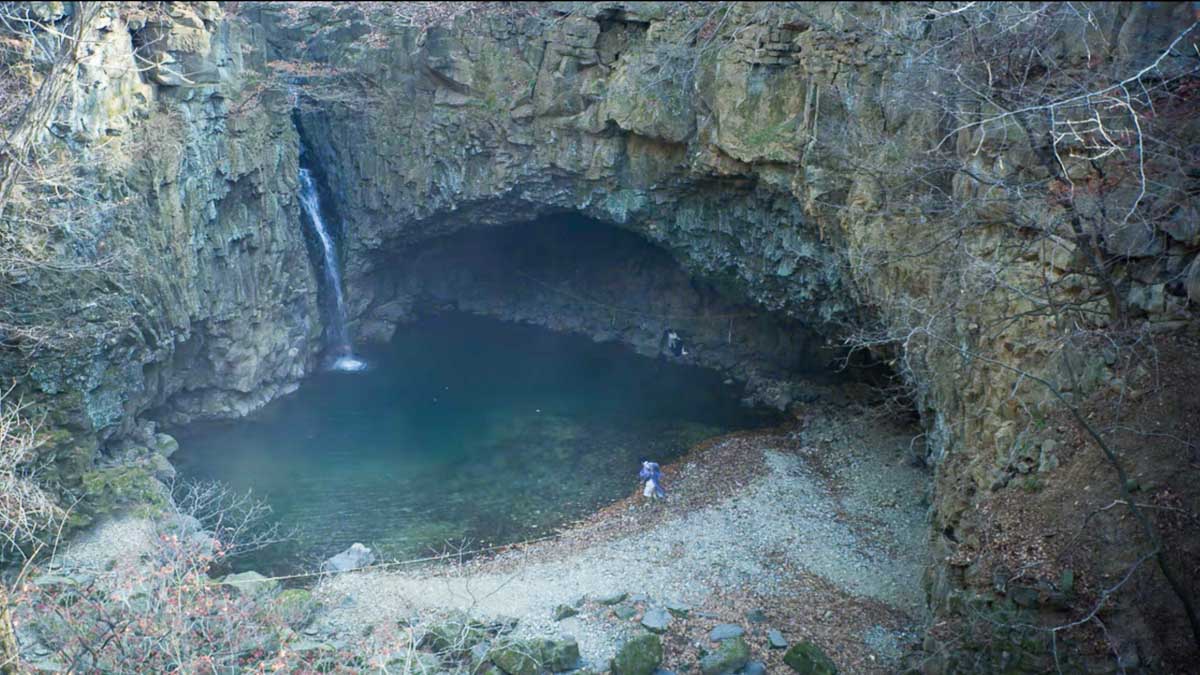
[0,2,320,502]
[4,1,1199,669]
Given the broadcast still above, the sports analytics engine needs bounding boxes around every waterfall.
[298,166,365,372]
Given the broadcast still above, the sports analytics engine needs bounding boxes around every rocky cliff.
[3,1,1198,670]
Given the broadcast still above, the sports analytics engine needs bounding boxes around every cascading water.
[298,166,365,372]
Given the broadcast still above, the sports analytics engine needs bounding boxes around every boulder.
[490,637,580,674]
[321,542,375,573]
[699,636,750,675]
[219,571,278,597]
[611,633,663,675]
[783,641,838,674]
[423,612,489,656]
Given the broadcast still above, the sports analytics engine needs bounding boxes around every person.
[661,329,686,358]
[639,460,666,499]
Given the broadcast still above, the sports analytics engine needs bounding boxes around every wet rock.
[611,633,663,675]
[745,609,768,624]
[553,604,579,621]
[321,542,375,573]
[783,641,838,674]
[699,636,750,675]
[708,624,744,641]
[768,629,788,649]
[641,607,671,633]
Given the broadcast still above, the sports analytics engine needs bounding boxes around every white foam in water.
[332,354,367,372]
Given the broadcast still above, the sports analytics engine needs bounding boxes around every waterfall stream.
[298,166,365,372]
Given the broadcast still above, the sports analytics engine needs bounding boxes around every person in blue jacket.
[639,460,666,499]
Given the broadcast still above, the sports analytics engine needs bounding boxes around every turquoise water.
[172,313,778,573]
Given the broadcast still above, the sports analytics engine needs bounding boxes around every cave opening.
[171,213,904,575]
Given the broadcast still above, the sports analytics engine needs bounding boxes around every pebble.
[709,624,744,641]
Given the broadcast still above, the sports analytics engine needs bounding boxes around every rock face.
[1,2,320,504]
[5,1,1199,670]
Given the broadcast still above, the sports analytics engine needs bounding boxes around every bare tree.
[827,2,1200,666]
[0,385,63,673]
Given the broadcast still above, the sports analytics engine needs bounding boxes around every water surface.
[173,313,777,574]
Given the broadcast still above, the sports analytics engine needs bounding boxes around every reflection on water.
[172,313,778,573]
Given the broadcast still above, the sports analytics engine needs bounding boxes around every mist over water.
[172,313,779,574]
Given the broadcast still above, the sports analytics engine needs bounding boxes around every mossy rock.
[783,641,838,675]
[424,613,491,656]
[699,636,750,675]
[610,633,663,675]
[489,637,580,674]
[77,466,168,523]
[489,641,541,675]
[275,588,320,628]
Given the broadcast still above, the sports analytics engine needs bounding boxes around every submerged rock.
[321,542,375,574]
